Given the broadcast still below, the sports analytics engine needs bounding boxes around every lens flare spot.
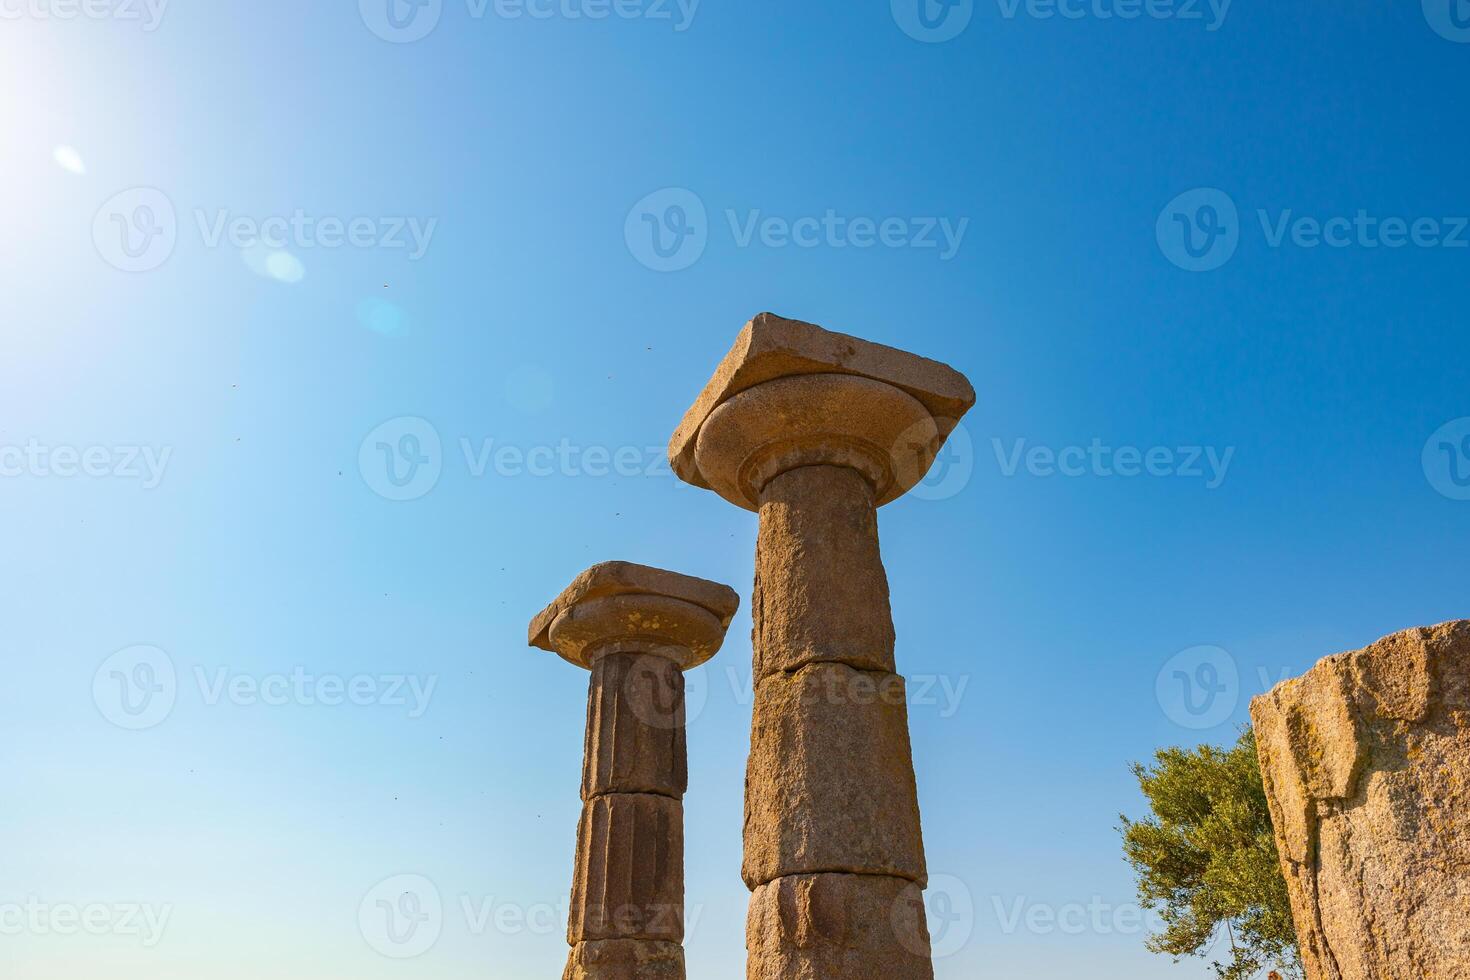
[357,297,406,335]
[265,251,305,283]
[53,145,86,175]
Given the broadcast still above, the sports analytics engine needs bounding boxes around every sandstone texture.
[669,312,975,496]
[747,873,934,980]
[583,652,688,800]
[529,561,740,667]
[670,317,971,976]
[752,466,896,677]
[563,938,686,980]
[531,562,738,980]
[693,372,938,510]
[744,662,926,888]
[1251,620,1470,980]
[569,793,685,943]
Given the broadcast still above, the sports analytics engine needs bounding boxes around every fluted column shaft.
[566,651,688,979]
[528,563,738,980]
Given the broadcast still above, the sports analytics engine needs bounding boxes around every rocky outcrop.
[1250,620,1470,979]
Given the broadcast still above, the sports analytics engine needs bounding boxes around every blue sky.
[2,2,1468,977]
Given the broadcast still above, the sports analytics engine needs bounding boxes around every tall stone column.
[1251,620,1470,980]
[667,314,976,979]
[529,562,740,980]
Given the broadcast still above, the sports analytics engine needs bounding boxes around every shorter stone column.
[1251,620,1470,980]
[529,562,739,980]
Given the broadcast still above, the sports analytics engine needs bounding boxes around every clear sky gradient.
[3,2,1468,978]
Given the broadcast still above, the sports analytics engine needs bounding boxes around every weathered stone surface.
[669,320,965,974]
[747,873,934,980]
[531,564,733,976]
[1250,620,1470,980]
[744,663,926,888]
[753,465,895,678]
[548,594,728,671]
[669,312,976,497]
[693,373,938,511]
[529,558,740,667]
[563,939,685,980]
[583,652,687,800]
[569,793,685,944]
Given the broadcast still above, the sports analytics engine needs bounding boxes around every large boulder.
[1250,620,1470,979]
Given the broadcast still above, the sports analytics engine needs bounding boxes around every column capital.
[528,561,739,670]
[667,313,975,511]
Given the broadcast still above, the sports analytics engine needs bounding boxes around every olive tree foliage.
[1119,728,1301,980]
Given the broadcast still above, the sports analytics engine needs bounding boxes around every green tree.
[1119,728,1300,980]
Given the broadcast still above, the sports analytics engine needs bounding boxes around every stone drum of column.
[1251,620,1470,980]
[568,791,685,943]
[583,652,688,801]
[669,313,976,979]
[528,562,739,980]
[752,465,895,677]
